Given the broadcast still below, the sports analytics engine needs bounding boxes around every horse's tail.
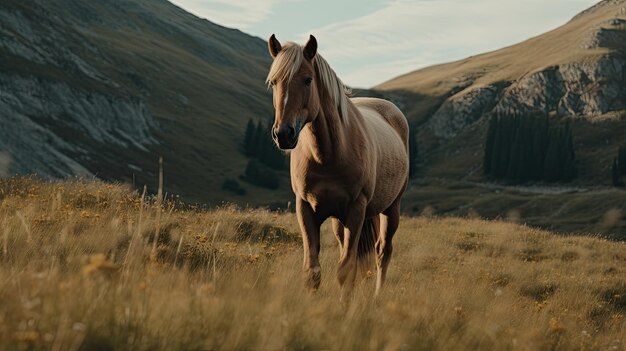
[357,216,379,269]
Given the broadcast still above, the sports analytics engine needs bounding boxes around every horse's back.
[351,97,409,149]
[352,97,409,214]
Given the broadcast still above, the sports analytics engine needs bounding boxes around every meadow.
[0,177,625,350]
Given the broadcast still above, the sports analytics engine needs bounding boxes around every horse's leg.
[337,194,367,302]
[375,197,401,297]
[296,197,322,290]
[331,218,344,254]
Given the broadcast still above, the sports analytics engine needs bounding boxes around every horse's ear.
[268,34,282,59]
[304,35,317,61]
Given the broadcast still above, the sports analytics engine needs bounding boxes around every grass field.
[403,178,626,240]
[0,178,625,350]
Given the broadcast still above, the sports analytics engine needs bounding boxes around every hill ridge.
[0,0,280,203]
[370,0,626,220]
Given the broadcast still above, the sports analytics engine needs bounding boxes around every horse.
[266,34,409,299]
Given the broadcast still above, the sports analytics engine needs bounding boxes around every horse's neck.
[300,97,353,165]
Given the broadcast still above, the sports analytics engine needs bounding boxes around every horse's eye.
[304,77,312,86]
[270,80,276,87]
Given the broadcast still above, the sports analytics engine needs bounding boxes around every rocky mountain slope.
[0,0,278,203]
[377,0,626,184]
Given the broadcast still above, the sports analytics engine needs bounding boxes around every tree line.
[239,118,287,190]
[409,129,418,179]
[243,118,286,170]
[483,111,577,183]
[611,146,626,187]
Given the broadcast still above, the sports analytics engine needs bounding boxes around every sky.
[169,0,599,88]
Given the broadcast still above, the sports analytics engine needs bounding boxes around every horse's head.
[266,34,321,150]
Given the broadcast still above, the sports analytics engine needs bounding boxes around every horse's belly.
[368,148,408,214]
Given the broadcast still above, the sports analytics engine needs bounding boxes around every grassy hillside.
[404,178,626,240]
[1,178,625,350]
[362,0,626,236]
[376,0,620,95]
[374,0,626,186]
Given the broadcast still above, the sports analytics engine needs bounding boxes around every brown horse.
[266,34,409,298]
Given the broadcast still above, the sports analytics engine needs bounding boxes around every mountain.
[3,0,626,229]
[376,0,626,185]
[0,0,284,204]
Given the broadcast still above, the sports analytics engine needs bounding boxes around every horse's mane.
[266,42,350,124]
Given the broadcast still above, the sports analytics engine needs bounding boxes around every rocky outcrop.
[0,74,157,178]
[0,0,278,203]
[429,84,503,138]
[0,3,157,178]
[429,54,626,139]
[496,55,625,117]
[384,0,626,139]
[580,17,626,49]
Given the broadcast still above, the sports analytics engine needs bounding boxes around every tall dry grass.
[0,177,625,350]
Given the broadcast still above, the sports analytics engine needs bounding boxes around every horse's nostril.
[272,127,278,140]
[275,125,298,148]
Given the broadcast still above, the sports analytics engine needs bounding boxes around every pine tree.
[251,119,265,158]
[243,118,256,156]
[489,115,503,178]
[518,116,533,182]
[260,119,273,165]
[543,129,562,182]
[483,116,496,175]
[611,146,626,187]
[257,119,285,170]
[483,111,577,183]
[495,115,513,178]
[409,130,418,178]
[612,157,623,187]
[506,116,523,181]
[619,146,626,175]
[530,114,549,181]
[490,114,510,179]
[560,122,577,182]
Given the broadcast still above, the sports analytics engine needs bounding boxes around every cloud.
[169,0,288,29]
[339,57,435,90]
[170,0,597,87]
[306,0,597,87]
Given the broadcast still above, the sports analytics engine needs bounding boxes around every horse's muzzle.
[274,124,298,150]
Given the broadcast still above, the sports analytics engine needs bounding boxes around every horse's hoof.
[305,267,321,291]
[339,287,354,308]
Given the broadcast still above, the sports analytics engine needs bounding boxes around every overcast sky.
[169,0,598,88]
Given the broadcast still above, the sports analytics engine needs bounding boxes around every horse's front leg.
[337,194,367,302]
[296,197,322,290]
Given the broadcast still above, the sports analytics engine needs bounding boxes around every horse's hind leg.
[331,218,344,254]
[375,197,401,296]
[337,195,367,302]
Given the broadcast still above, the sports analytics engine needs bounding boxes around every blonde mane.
[266,42,350,123]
